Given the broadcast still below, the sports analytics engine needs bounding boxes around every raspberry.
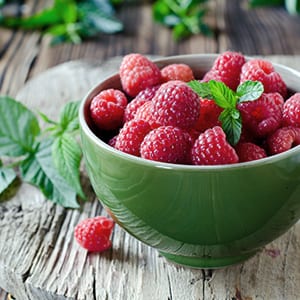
[282,93,300,127]
[134,101,160,129]
[194,98,222,132]
[237,92,284,138]
[191,126,239,165]
[152,80,200,129]
[119,53,162,97]
[115,119,152,156]
[140,126,192,164]
[235,142,267,162]
[202,51,246,90]
[240,59,287,97]
[161,63,194,82]
[267,126,300,155]
[90,88,128,130]
[74,216,114,252]
[123,85,159,122]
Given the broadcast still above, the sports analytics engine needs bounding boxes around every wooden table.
[1,1,300,299]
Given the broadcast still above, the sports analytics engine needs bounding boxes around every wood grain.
[0,56,300,300]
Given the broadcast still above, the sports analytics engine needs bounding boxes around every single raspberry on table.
[151,80,200,129]
[267,126,300,155]
[240,59,287,97]
[74,216,114,252]
[282,92,300,127]
[235,142,267,162]
[191,126,239,165]
[90,88,128,131]
[115,119,152,156]
[140,126,192,164]
[237,92,284,138]
[194,97,223,132]
[161,63,195,82]
[202,51,246,90]
[123,85,159,122]
[119,53,162,97]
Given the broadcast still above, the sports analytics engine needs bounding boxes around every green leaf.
[236,80,264,103]
[0,96,40,156]
[208,80,237,108]
[249,0,284,7]
[187,80,213,99]
[285,0,300,14]
[52,133,85,200]
[59,100,81,132]
[0,164,16,195]
[219,108,242,145]
[20,139,79,208]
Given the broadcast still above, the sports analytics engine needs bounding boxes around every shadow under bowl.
[79,54,300,268]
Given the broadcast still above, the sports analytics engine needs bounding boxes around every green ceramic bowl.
[79,54,300,268]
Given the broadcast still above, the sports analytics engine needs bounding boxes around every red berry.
[235,142,267,162]
[152,80,200,129]
[267,126,300,155]
[202,51,246,90]
[282,92,300,127]
[140,126,192,164]
[191,126,239,165]
[119,53,162,97]
[237,92,284,138]
[240,59,287,97]
[90,88,128,130]
[194,97,223,132]
[161,63,194,82]
[123,85,159,122]
[115,119,152,156]
[134,101,160,129]
[74,216,114,252]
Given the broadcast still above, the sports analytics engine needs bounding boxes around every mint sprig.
[188,80,264,145]
[0,97,85,208]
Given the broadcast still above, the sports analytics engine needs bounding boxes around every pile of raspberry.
[89,52,300,165]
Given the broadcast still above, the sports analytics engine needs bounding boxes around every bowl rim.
[79,53,300,171]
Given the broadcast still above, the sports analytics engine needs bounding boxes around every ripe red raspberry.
[237,92,284,138]
[161,63,195,82]
[202,51,246,90]
[267,126,300,155]
[235,142,267,162]
[115,119,152,156]
[152,80,200,129]
[240,59,287,97]
[140,126,192,164]
[74,216,114,252]
[90,88,128,130]
[134,101,160,129]
[123,85,159,122]
[282,93,300,127]
[191,126,239,165]
[119,53,162,97]
[194,98,223,132]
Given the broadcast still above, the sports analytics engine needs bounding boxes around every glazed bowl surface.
[79,54,300,268]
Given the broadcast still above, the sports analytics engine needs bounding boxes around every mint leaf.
[236,80,264,103]
[0,163,16,195]
[209,80,237,108]
[20,139,79,208]
[59,100,80,132]
[187,80,213,99]
[0,96,40,156]
[219,108,242,146]
[52,133,85,200]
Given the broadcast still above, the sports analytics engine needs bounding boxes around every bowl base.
[159,250,258,269]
